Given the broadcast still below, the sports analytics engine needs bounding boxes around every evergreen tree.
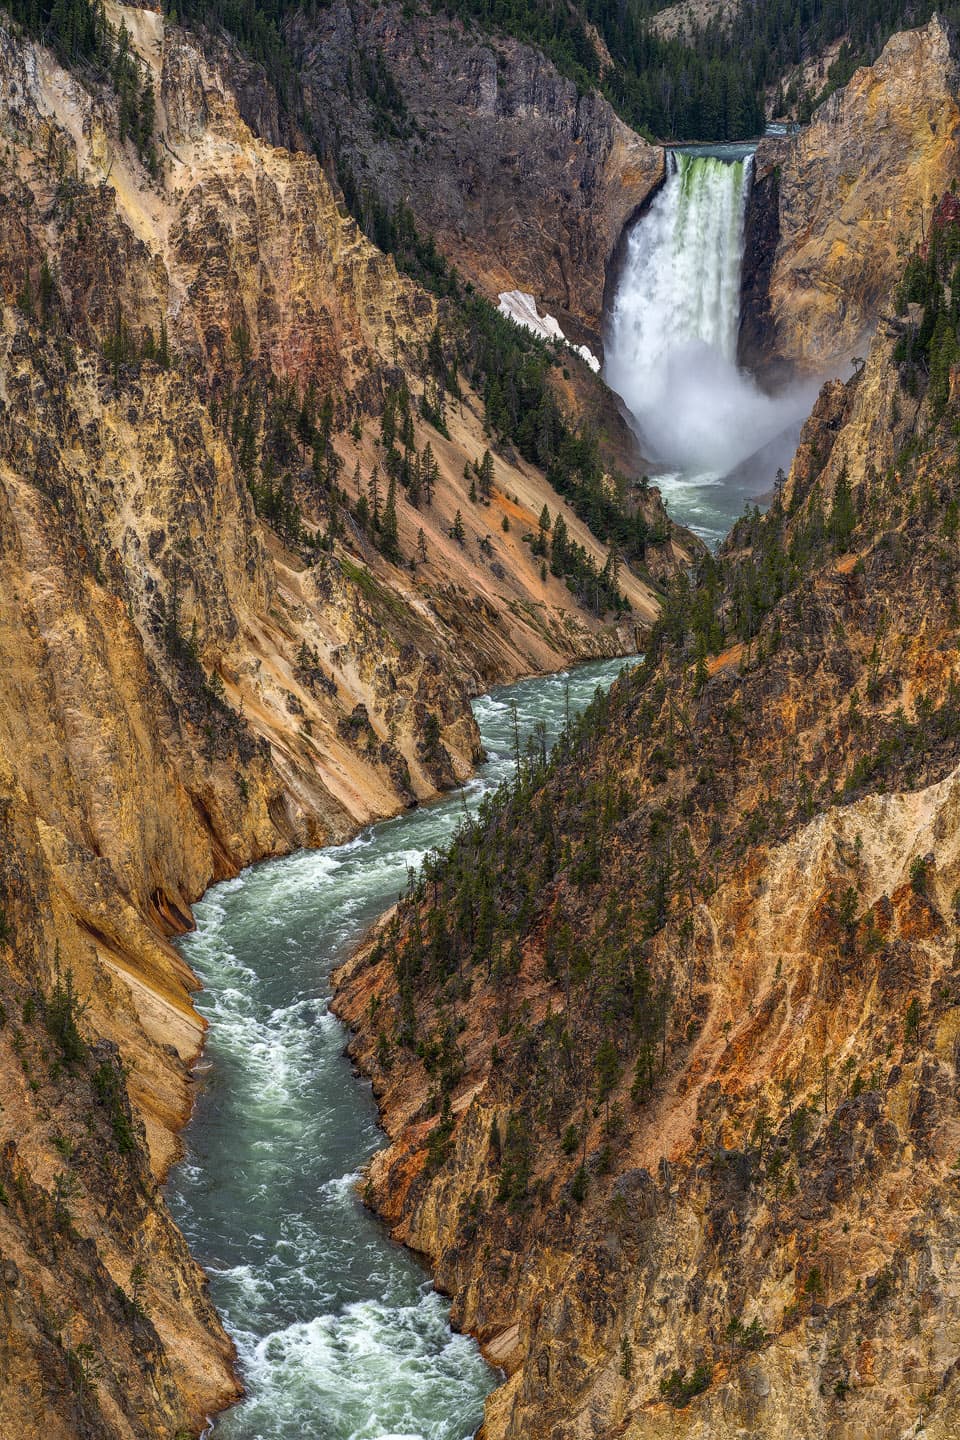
[380,475,400,560]
[422,443,438,506]
[829,466,856,552]
[478,448,495,498]
[550,513,568,575]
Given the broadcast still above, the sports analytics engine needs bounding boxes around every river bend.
[168,656,629,1440]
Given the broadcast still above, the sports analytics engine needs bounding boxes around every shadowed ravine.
[167,657,629,1439]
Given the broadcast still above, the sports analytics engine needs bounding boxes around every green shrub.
[660,1363,712,1407]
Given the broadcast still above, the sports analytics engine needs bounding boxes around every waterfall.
[604,149,818,511]
[610,151,751,371]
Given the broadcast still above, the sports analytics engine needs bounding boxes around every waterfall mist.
[604,151,820,537]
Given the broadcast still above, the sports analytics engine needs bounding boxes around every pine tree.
[409,454,422,509]
[325,495,340,545]
[829,466,856,551]
[478,448,495,498]
[380,475,400,560]
[381,392,395,450]
[551,513,568,575]
[422,443,438,506]
[38,258,55,324]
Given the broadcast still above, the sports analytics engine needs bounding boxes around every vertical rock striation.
[741,15,960,378]
[0,7,696,1434]
[336,197,960,1440]
[288,0,664,348]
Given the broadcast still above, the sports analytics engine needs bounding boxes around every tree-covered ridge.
[192,181,665,606]
[624,0,960,128]
[161,0,960,145]
[11,0,958,143]
[361,205,960,1244]
[893,191,960,418]
[195,292,653,615]
[331,198,960,1432]
[4,0,668,603]
[435,0,960,137]
[339,193,666,569]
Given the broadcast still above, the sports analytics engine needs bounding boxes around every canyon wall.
[0,6,696,1434]
[741,15,960,377]
[287,0,664,350]
[336,195,960,1440]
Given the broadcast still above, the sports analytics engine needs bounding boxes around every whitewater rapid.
[605,147,820,543]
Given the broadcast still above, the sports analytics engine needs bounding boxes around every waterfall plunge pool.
[167,656,632,1440]
[604,145,822,547]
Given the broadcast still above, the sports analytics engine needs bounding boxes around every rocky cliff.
[286,0,664,350]
[741,15,960,378]
[336,197,960,1440]
[0,4,697,1433]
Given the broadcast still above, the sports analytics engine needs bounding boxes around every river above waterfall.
[167,656,630,1440]
[604,146,820,547]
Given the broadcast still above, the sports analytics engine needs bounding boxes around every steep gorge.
[335,164,960,1440]
[288,0,664,352]
[3,0,960,1435]
[0,5,699,1434]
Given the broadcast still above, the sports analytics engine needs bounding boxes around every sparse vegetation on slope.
[336,198,960,1440]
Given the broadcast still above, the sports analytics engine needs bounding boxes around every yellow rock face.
[751,17,960,374]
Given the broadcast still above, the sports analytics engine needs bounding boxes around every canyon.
[741,15,960,379]
[288,0,665,352]
[0,2,959,1439]
[0,5,693,1435]
[337,218,960,1440]
[333,16,960,1440]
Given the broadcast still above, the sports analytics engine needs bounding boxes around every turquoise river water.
[167,655,631,1440]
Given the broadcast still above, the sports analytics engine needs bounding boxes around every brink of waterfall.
[604,148,819,539]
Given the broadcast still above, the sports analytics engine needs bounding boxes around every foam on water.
[168,656,629,1440]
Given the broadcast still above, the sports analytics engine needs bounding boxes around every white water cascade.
[605,149,819,540]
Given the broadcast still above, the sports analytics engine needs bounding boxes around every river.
[167,143,814,1440]
[167,656,630,1439]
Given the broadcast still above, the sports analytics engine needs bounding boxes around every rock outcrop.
[741,15,960,377]
[649,0,740,40]
[288,0,664,349]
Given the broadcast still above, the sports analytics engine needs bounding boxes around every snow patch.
[497,291,601,373]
